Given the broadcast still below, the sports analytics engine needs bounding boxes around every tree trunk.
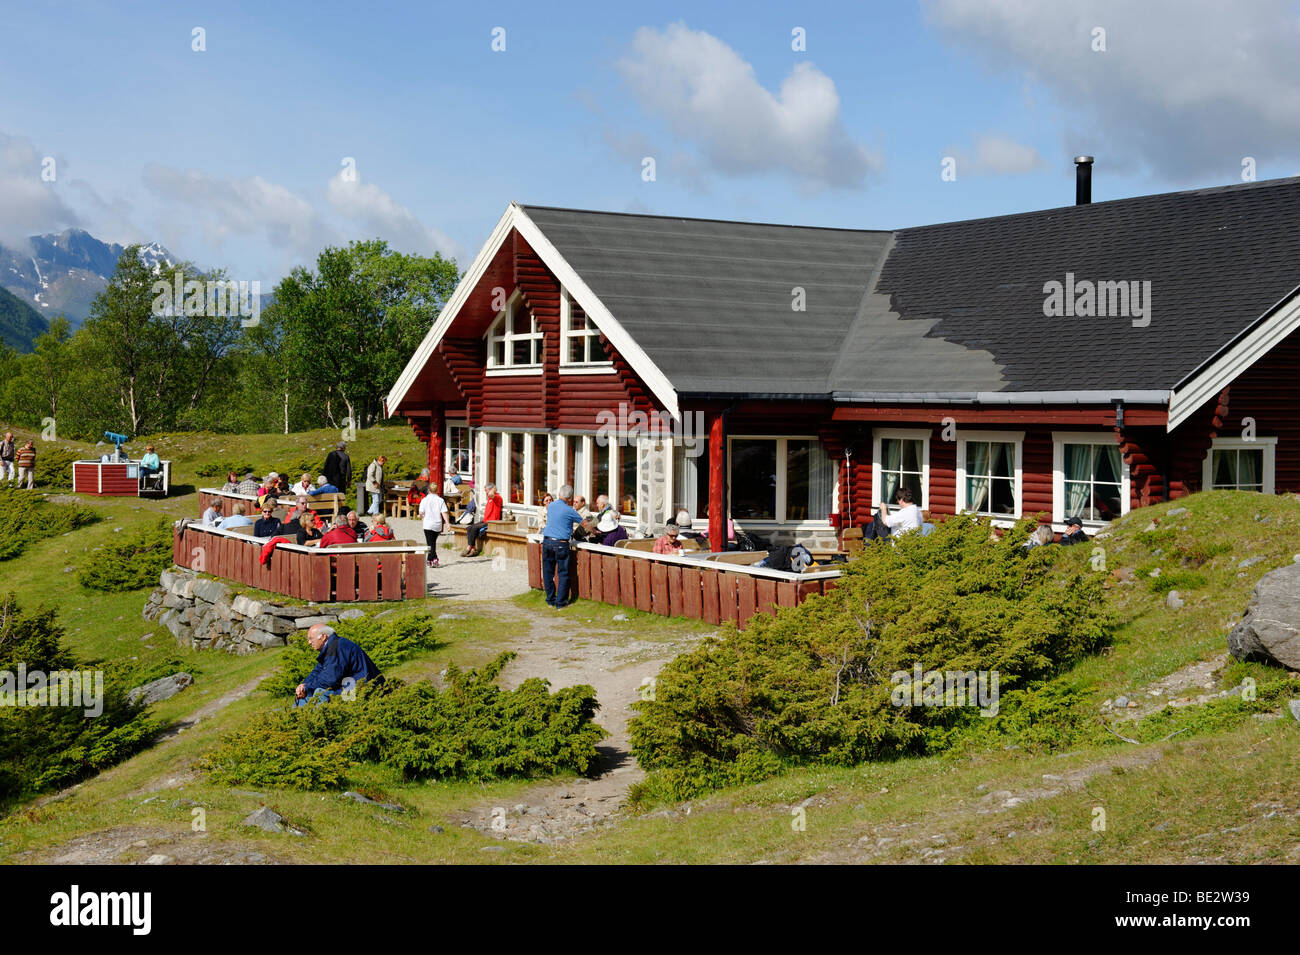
[283,381,289,435]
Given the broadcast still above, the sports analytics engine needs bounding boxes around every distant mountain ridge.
[0,228,173,329]
[0,284,48,352]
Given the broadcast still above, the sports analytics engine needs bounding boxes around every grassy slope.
[2,425,1298,863]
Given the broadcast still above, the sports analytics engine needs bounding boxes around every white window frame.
[1203,436,1276,493]
[485,289,543,374]
[956,430,1024,522]
[557,433,590,502]
[446,421,472,479]
[1052,431,1131,527]
[559,289,614,373]
[727,435,835,525]
[872,428,931,512]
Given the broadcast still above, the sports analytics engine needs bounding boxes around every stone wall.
[143,568,362,653]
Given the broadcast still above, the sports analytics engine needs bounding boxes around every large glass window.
[672,441,710,521]
[1062,442,1124,521]
[963,439,1017,516]
[531,434,549,504]
[508,433,525,505]
[448,424,471,477]
[1211,447,1263,491]
[786,439,834,521]
[486,292,542,369]
[878,436,925,506]
[617,443,639,517]
[564,435,586,498]
[487,432,499,492]
[731,439,778,520]
[590,440,610,508]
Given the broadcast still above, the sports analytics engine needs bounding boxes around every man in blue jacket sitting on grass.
[293,624,383,706]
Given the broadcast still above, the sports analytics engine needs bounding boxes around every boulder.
[231,595,264,618]
[170,577,195,600]
[293,615,337,630]
[128,672,194,706]
[243,628,287,648]
[249,613,297,635]
[265,605,324,619]
[192,579,229,605]
[1228,563,1300,670]
[160,570,180,592]
[338,608,366,621]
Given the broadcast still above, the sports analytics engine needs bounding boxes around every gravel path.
[386,516,532,601]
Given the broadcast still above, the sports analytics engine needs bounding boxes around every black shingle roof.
[524,176,1300,398]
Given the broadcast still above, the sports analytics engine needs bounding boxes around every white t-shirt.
[419,492,448,531]
[884,503,922,533]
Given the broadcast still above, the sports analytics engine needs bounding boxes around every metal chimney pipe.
[1075,155,1094,205]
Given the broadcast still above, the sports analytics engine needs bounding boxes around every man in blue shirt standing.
[294,624,383,706]
[541,484,583,609]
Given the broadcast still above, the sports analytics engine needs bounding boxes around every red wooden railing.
[173,522,427,602]
[526,540,841,629]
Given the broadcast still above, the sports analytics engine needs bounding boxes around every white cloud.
[326,174,461,259]
[0,132,81,247]
[142,164,337,260]
[951,134,1045,176]
[615,22,881,190]
[924,0,1300,179]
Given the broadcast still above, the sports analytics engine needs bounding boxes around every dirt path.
[449,604,709,844]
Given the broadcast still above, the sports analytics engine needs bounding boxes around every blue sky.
[3,0,1299,284]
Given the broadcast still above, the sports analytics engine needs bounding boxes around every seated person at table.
[236,472,261,496]
[571,514,599,542]
[346,510,369,539]
[443,468,463,498]
[292,472,314,496]
[592,494,612,522]
[364,514,395,542]
[597,511,628,547]
[253,503,282,537]
[881,487,922,534]
[202,499,224,526]
[291,511,323,545]
[218,502,254,530]
[309,474,339,495]
[220,471,240,493]
[319,515,358,548]
[293,624,383,707]
[654,521,684,555]
[462,482,502,557]
[573,495,589,518]
[140,444,162,487]
[408,468,430,508]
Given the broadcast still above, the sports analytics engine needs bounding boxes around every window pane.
[487,433,499,492]
[1238,449,1262,489]
[590,440,610,506]
[567,334,586,364]
[1063,444,1092,482]
[902,472,923,505]
[492,337,506,366]
[900,438,922,474]
[1212,449,1235,488]
[1095,444,1121,485]
[508,433,524,505]
[731,439,776,520]
[990,442,1014,479]
[589,334,610,362]
[988,477,1015,515]
[510,306,528,336]
[564,436,585,496]
[786,440,810,521]
[1094,483,1123,522]
[531,434,548,505]
[512,337,531,366]
[618,444,638,517]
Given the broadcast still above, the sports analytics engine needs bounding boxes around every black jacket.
[323,450,352,490]
[1059,529,1088,546]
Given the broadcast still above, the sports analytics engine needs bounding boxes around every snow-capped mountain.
[0,229,175,327]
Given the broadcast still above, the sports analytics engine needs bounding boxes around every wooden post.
[428,406,445,478]
[707,409,725,552]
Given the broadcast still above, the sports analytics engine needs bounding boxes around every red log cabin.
[386,175,1300,549]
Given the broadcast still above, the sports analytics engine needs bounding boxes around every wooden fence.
[527,540,840,628]
[173,522,427,602]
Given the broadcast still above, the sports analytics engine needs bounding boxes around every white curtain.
[966,441,990,512]
[808,441,834,520]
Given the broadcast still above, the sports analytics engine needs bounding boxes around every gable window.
[1052,432,1130,524]
[1204,436,1276,493]
[486,290,542,371]
[872,429,930,510]
[560,291,611,368]
[957,431,1023,518]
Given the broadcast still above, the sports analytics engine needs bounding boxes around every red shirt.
[484,493,503,522]
[319,526,358,548]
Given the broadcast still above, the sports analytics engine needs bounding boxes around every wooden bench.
[703,550,770,565]
[279,492,347,517]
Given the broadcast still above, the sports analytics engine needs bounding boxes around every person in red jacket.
[462,482,502,557]
[319,516,358,548]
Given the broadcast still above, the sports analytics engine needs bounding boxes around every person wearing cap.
[541,485,584,609]
[253,502,282,537]
[323,442,352,493]
[236,471,260,497]
[293,623,383,706]
[202,498,224,527]
[1059,516,1088,546]
[654,521,684,555]
[597,509,628,548]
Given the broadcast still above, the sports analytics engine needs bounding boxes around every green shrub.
[0,488,98,562]
[194,460,255,480]
[0,594,161,808]
[628,514,1113,801]
[78,519,173,591]
[1146,569,1207,595]
[258,613,445,699]
[201,653,606,789]
[34,445,80,488]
